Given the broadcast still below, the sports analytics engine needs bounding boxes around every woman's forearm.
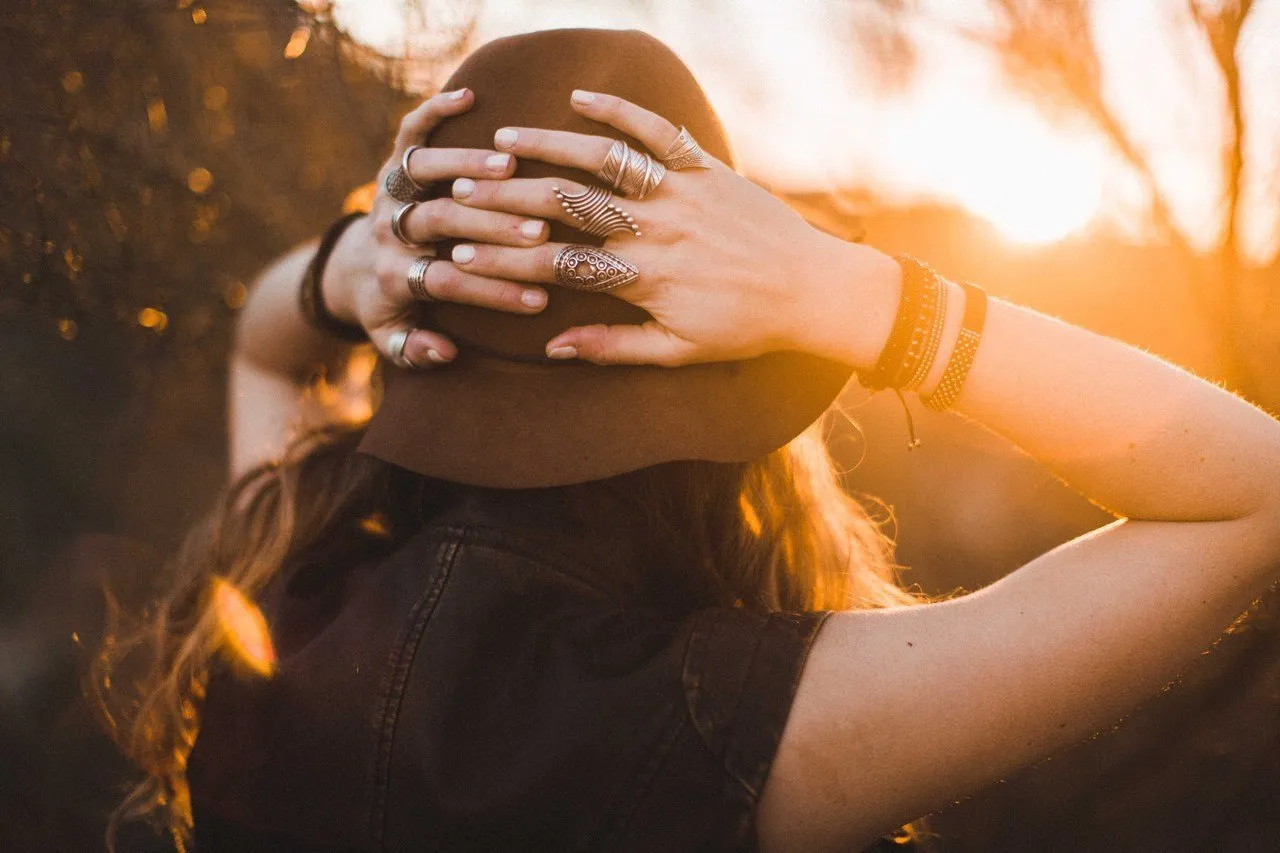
[835,249,1280,525]
[233,239,363,383]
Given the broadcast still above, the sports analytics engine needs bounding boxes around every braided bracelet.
[298,212,368,343]
[923,281,987,411]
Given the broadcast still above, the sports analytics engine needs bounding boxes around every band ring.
[552,245,640,292]
[390,202,419,247]
[660,126,714,171]
[401,146,427,193]
[387,328,415,368]
[597,140,666,199]
[553,185,640,238]
[407,256,435,302]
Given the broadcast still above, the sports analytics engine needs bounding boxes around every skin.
[233,90,1280,852]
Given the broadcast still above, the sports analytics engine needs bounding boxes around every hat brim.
[358,349,853,488]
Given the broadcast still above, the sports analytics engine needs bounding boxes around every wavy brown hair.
[90,411,932,851]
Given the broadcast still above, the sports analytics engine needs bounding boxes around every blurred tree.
[938,0,1269,394]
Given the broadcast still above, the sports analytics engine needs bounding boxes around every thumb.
[546,321,699,367]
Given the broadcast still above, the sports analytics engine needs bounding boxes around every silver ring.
[390,202,419,247]
[401,146,427,193]
[552,245,639,292]
[387,328,415,367]
[597,140,666,199]
[385,166,424,203]
[407,256,435,302]
[553,185,640,238]
[660,127,714,171]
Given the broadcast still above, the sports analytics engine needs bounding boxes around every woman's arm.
[229,89,551,480]
[754,261,1280,851]
[439,92,1280,851]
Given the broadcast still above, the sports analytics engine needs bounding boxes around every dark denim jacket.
[187,488,831,852]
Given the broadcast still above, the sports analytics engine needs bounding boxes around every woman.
[94,29,1280,853]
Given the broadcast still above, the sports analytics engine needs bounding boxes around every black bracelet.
[859,255,933,391]
[298,212,369,343]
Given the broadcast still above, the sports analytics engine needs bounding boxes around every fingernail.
[485,153,510,171]
[571,90,595,105]
[452,244,475,264]
[426,348,450,363]
[494,128,518,149]
[522,289,547,308]
[453,178,475,198]
[547,345,577,359]
[520,220,544,239]
[448,88,468,100]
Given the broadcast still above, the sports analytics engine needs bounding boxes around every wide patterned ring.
[552,245,639,292]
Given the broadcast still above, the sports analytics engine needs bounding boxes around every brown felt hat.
[358,29,854,488]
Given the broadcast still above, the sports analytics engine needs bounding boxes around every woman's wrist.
[792,239,902,372]
[318,216,370,328]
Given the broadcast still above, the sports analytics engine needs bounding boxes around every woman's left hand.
[442,91,901,370]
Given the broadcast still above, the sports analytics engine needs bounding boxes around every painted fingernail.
[494,128,518,149]
[547,345,578,359]
[452,244,475,264]
[426,348,450,363]
[453,178,475,198]
[486,153,511,171]
[520,220,545,239]
[448,88,468,100]
[522,289,547,309]
[571,90,595,105]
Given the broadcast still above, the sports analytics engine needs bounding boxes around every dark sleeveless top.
[186,487,831,852]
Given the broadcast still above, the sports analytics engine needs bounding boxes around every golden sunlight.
[211,577,277,677]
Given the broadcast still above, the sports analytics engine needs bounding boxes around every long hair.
[90,411,930,851]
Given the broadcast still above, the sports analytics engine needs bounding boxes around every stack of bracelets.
[860,256,988,439]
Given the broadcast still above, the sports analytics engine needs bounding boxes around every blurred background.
[3,0,1280,849]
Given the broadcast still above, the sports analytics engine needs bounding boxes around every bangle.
[298,212,368,343]
[902,271,948,391]
[923,281,987,412]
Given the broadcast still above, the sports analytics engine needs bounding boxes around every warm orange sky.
[323,0,1279,258]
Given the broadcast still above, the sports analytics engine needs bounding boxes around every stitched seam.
[680,610,769,801]
[419,522,638,606]
[590,703,688,852]
[365,535,461,850]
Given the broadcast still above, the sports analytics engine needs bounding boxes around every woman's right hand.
[437,91,903,371]
[322,88,554,368]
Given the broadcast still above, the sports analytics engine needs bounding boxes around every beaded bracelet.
[298,212,368,343]
[859,256,938,391]
[923,281,987,412]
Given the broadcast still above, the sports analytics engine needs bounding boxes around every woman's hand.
[322,88,554,368]
[440,91,902,369]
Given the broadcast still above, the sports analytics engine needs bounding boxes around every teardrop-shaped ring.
[660,127,714,171]
[597,140,666,200]
[552,245,639,292]
[553,185,640,238]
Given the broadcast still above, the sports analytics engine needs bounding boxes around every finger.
[393,88,473,153]
[545,322,699,367]
[384,255,548,314]
[405,148,516,185]
[454,177,634,229]
[400,198,549,247]
[568,91,681,157]
[492,126,613,173]
[449,242,560,284]
[371,326,457,370]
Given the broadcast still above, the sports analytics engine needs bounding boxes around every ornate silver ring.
[552,245,639,292]
[597,140,666,200]
[660,127,714,171]
[553,185,640,238]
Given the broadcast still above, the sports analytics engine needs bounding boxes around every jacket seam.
[365,534,462,850]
